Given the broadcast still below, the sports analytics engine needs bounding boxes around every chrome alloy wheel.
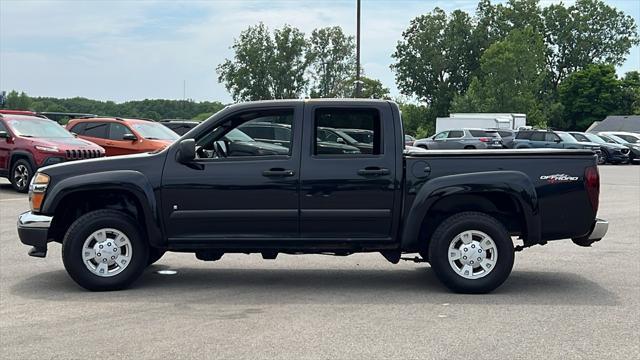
[448,230,498,280]
[82,228,133,277]
[13,164,29,189]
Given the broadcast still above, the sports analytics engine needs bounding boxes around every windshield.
[557,132,577,142]
[614,134,640,143]
[224,128,254,142]
[598,135,619,144]
[583,133,606,144]
[6,118,73,138]
[343,130,373,144]
[130,122,179,140]
[605,134,631,144]
[334,130,359,144]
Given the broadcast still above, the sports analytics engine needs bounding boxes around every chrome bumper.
[18,212,53,229]
[17,211,53,258]
[588,219,608,240]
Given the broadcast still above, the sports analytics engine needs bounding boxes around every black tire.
[464,145,476,150]
[147,247,166,266]
[10,159,33,193]
[62,209,149,291]
[428,212,514,294]
[417,145,428,150]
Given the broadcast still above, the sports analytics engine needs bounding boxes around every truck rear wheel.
[428,212,514,294]
[62,210,149,291]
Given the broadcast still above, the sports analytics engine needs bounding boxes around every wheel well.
[10,153,34,169]
[49,190,147,243]
[417,193,524,256]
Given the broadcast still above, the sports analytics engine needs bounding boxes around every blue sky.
[1,0,638,103]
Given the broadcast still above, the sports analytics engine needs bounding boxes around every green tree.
[398,103,435,138]
[391,8,477,116]
[337,76,390,99]
[620,71,640,115]
[4,91,32,110]
[217,23,308,101]
[559,64,628,130]
[306,26,355,98]
[543,0,639,89]
[452,27,548,127]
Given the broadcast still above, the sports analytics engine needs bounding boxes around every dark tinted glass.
[314,108,381,155]
[498,131,512,138]
[109,123,131,140]
[448,130,464,138]
[530,132,546,141]
[83,122,109,138]
[70,123,86,134]
[516,131,532,139]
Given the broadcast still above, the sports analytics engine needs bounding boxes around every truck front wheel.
[428,212,514,294]
[62,210,149,291]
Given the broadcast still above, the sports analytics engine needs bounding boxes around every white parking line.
[0,198,26,202]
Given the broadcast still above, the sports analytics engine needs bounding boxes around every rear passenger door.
[80,122,111,153]
[529,132,547,148]
[300,103,399,241]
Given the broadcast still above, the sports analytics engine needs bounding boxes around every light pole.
[355,0,361,98]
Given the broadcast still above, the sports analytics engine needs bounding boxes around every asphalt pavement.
[0,165,638,359]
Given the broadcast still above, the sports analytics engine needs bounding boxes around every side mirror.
[0,131,9,139]
[555,138,562,143]
[122,133,137,141]
[177,139,196,163]
[71,132,78,137]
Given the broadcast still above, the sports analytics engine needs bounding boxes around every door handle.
[262,168,295,177]
[357,167,390,176]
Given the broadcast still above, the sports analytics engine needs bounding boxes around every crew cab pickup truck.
[17,99,608,293]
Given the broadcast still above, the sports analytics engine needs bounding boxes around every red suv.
[0,111,105,192]
[66,117,179,156]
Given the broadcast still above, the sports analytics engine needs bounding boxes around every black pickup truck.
[17,99,608,293]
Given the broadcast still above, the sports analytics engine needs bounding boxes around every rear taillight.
[585,166,599,213]
[478,137,490,142]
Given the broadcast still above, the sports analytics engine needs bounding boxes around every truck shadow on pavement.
[10,266,617,306]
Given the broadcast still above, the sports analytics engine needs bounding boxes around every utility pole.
[355,0,362,98]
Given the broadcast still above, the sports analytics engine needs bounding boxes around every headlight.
[35,145,59,153]
[29,173,50,212]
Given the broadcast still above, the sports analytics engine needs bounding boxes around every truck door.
[161,104,302,241]
[299,103,398,240]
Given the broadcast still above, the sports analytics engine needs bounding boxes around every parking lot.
[0,165,638,359]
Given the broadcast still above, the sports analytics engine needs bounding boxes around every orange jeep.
[66,117,179,156]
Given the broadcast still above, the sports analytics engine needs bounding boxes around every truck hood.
[40,151,164,177]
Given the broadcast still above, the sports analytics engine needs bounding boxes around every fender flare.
[401,170,541,250]
[9,150,37,169]
[42,170,163,246]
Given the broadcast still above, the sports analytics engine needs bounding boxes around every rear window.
[469,130,500,138]
[516,131,532,139]
[498,131,512,138]
[530,132,546,141]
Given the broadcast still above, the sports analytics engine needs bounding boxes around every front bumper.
[17,211,53,257]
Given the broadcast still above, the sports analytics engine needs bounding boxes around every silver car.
[414,129,503,150]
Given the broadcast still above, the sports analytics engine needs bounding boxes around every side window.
[530,132,546,141]
[314,108,381,155]
[516,131,532,139]
[69,123,86,135]
[572,133,588,142]
[434,131,448,140]
[274,127,290,141]
[108,123,131,140]
[545,133,560,142]
[0,120,8,133]
[447,130,464,138]
[498,131,512,138]
[196,109,294,159]
[83,122,109,139]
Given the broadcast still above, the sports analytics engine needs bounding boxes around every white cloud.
[0,0,638,103]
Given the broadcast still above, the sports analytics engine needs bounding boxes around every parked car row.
[410,127,640,165]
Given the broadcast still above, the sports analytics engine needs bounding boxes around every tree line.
[1,91,225,122]
[2,0,638,135]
